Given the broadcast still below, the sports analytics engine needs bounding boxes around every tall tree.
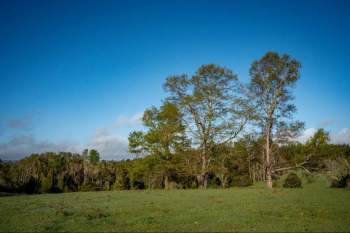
[82,149,89,185]
[164,64,249,188]
[248,52,303,188]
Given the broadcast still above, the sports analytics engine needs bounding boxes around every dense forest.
[1,52,349,194]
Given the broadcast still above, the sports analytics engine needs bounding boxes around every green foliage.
[89,149,100,165]
[283,173,302,188]
[302,172,316,184]
[128,131,145,154]
[307,128,330,147]
[39,176,51,193]
[232,174,253,187]
[129,102,189,159]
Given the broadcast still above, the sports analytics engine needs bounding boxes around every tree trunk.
[196,175,202,188]
[203,173,208,188]
[83,161,88,185]
[266,127,273,189]
[198,154,208,189]
[219,174,226,188]
[164,175,169,189]
[262,149,266,181]
[196,173,209,189]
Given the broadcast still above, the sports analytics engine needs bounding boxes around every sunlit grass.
[0,177,349,232]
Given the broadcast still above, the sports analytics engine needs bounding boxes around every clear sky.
[1,0,350,160]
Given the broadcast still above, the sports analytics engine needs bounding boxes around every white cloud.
[83,112,143,160]
[113,112,143,128]
[297,128,317,143]
[330,128,350,144]
[86,128,132,161]
[297,128,350,145]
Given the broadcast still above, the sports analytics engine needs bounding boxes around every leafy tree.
[129,102,189,157]
[89,149,100,165]
[248,52,303,188]
[305,129,331,171]
[164,64,249,187]
[128,102,189,188]
[128,132,145,155]
[307,128,330,147]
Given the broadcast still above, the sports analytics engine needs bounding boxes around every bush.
[283,173,302,188]
[330,174,350,188]
[302,172,316,184]
[232,175,253,187]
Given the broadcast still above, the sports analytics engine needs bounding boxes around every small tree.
[303,128,330,170]
[89,149,100,165]
[307,128,330,147]
[128,102,190,188]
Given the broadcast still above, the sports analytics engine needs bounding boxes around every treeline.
[0,130,349,194]
[1,51,350,194]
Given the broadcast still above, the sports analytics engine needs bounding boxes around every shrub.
[330,174,350,188]
[79,184,101,192]
[232,175,253,187]
[283,173,302,188]
[302,172,316,184]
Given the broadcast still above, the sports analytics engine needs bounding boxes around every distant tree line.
[0,130,349,194]
[1,52,349,194]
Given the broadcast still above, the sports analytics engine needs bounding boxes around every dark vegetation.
[1,52,349,194]
[283,173,302,188]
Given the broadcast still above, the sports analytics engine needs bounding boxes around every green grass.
[0,178,349,232]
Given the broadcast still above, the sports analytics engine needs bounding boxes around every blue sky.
[1,0,350,160]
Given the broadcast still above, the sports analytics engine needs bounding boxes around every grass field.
[0,178,349,232]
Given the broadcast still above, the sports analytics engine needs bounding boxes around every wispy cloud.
[6,115,34,131]
[0,130,133,161]
[113,112,143,128]
[318,119,335,128]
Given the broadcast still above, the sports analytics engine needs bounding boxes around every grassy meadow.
[0,177,349,232]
